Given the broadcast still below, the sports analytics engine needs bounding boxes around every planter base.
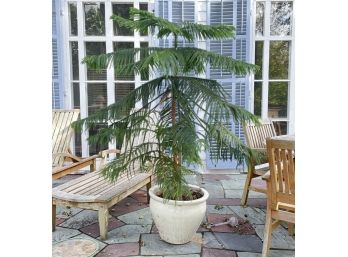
[149,184,209,244]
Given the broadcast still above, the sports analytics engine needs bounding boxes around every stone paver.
[53,237,99,257]
[237,250,295,257]
[118,207,153,225]
[79,217,125,238]
[207,205,235,215]
[52,227,81,243]
[214,233,263,252]
[202,248,237,257]
[71,234,107,253]
[110,197,148,217]
[203,232,224,249]
[102,225,152,244]
[95,243,139,257]
[141,234,202,255]
[201,184,225,198]
[225,190,265,199]
[52,173,294,257]
[229,206,266,225]
[254,225,295,250]
[56,205,82,219]
[59,210,99,230]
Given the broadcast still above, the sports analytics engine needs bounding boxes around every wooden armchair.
[52,109,97,179]
[261,137,295,257]
[241,120,277,206]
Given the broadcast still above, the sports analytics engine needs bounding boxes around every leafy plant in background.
[73,8,260,201]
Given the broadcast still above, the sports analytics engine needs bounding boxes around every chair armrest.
[261,171,271,181]
[53,152,82,163]
[98,149,121,158]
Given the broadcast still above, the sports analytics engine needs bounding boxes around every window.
[253,0,294,135]
[64,1,151,157]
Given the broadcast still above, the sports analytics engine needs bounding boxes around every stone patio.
[52,173,295,257]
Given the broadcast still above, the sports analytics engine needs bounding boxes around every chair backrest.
[243,120,277,150]
[52,109,80,167]
[266,137,295,209]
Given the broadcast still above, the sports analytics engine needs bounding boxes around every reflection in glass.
[255,41,263,79]
[89,123,108,155]
[254,82,262,117]
[139,4,148,36]
[86,42,106,80]
[87,83,108,155]
[73,83,81,156]
[269,41,289,79]
[113,4,133,36]
[87,83,107,115]
[114,42,134,80]
[140,42,149,80]
[71,42,79,80]
[268,82,288,118]
[69,3,78,36]
[272,121,287,135]
[270,2,292,36]
[255,2,265,36]
[84,3,105,36]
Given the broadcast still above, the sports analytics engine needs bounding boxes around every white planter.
[149,184,209,244]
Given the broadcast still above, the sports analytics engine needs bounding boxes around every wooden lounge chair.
[261,137,295,257]
[52,116,157,240]
[240,120,277,206]
[52,109,97,179]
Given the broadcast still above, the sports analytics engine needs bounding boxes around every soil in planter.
[156,189,203,201]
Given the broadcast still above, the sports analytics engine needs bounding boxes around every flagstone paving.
[52,173,294,257]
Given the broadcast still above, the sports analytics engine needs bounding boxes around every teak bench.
[52,151,154,240]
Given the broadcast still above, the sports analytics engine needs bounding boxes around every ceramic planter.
[149,184,209,244]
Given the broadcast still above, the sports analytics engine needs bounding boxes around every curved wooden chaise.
[52,109,98,179]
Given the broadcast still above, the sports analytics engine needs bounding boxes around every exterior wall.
[52,0,295,171]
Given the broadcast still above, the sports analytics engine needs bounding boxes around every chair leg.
[262,209,273,257]
[91,159,96,172]
[288,223,295,236]
[241,167,254,206]
[146,181,152,204]
[98,205,109,240]
[52,204,56,232]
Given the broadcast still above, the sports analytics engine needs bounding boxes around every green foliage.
[73,8,260,201]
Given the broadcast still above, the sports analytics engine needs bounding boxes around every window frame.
[250,0,295,135]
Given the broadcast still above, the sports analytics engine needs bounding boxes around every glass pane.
[254,82,262,117]
[73,83,81,157]
[86,42,106,80]
[71,42,79,80]
[255,2,265,36]
[69,3,78,36]
[114,42,134,80]
[272,121,287,135]
[254,41,263,79]
[270,2,293,36]
[269,41,289,79]
[89,123,108,155]
[84,3,105,36]
[87,83,107,115]
[115,83,135,102]
[139,3,148,36]
[113,4,133,36]
[268,82,288,118]
[73,83,80,108]
[140,42,149,80]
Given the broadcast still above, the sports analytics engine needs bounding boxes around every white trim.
[251,0,294,134]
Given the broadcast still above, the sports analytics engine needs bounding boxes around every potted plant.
[73,8,259,244]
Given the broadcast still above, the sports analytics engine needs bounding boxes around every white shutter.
[206,0,250,170]
[52,0,62,109]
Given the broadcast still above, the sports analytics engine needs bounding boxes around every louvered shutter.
[206,0,250,170]
[52,0,62,109]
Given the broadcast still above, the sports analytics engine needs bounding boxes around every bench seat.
[52,170,153,240]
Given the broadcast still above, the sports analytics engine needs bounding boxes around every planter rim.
[149,184,209,206]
